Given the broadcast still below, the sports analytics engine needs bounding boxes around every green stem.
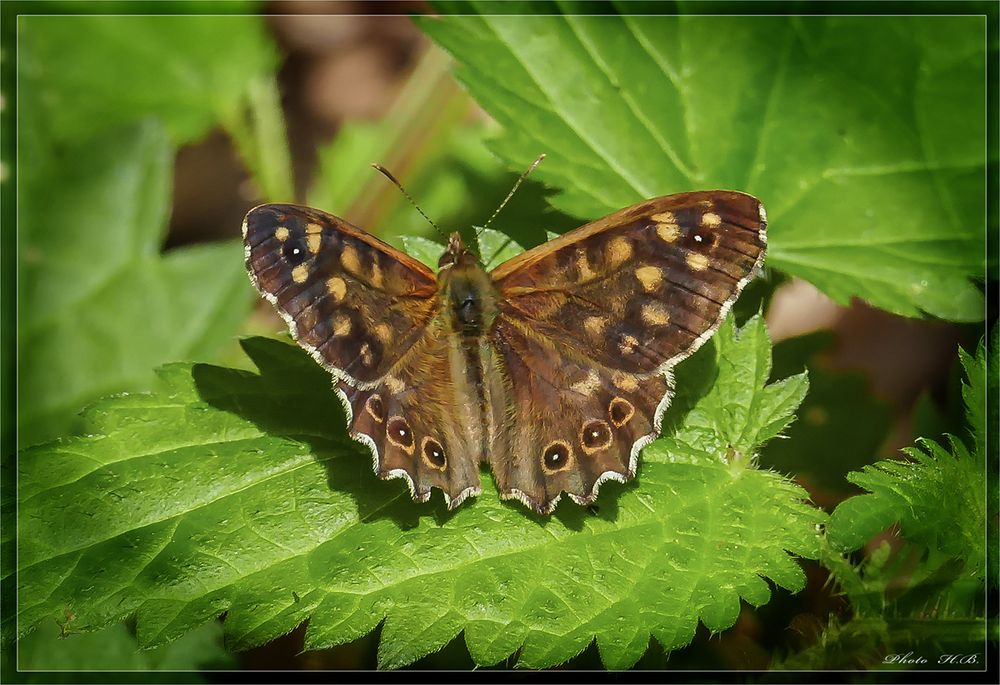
[248,75,294,201]
[316,43,471,239]
[223,74,294,202]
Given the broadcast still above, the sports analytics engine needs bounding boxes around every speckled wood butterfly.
[243,190,766,513]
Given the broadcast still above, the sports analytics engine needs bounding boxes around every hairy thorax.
[437,241,499,338]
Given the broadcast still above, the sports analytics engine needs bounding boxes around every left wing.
[243,203,437,384]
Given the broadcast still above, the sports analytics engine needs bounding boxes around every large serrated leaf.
[18,317,823,669]
[420,9,986,321]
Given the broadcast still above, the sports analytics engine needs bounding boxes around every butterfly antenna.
[482,153,546,230]
[371,163,448,242]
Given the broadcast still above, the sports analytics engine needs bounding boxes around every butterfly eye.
[580,420,613,453]
[386,416,414,453]
[281,238,308,265]
[421,437,447,470]
[541,440,573,474]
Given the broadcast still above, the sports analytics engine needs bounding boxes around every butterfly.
[242,189,766,514]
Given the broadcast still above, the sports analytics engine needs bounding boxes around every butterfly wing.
[487,191,766,512]
[244,204,482,504]
[244,204,438,383]
[333,323,485,508]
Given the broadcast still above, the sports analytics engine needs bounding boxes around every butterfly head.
[438,231,478,270]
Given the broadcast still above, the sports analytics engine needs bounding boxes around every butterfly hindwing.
[335,325,483,507]
[491,191,766,375]
[243,203,437,383]
[489,316,670,513]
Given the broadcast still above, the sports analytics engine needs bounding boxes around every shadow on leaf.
[191,336,442,529]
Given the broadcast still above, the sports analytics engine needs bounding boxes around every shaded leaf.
[826,329,992,580]
[761,332,891,494]
[19,12,277,146]
[10,620,232,681]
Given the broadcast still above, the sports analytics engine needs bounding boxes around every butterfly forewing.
[243,204,437,384]
[491,191,766,375]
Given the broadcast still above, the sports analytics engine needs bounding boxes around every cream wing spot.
[275,226,290,242]
[641,302,671,326]
[341,243,362,276]
[687,253,709,272]
[292,264,309,284]
[607,236,633,267]
[635,265,662,292]
[656,222,680,243]
[374,323,392,344]
[305,222,323,254]
[651,212,675,223]
[384,374,405,394]
[701,212,722,228]
[370,260,384,288]
[576,250,597,281]
[327,276,347,301]
[618,334,638,354]
[333,314,351,337]
[584,316,608,337]
[571,370,601,396]
[612,371,639,392]
[360,343,374,367]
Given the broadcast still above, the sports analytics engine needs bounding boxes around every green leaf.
[18,122,255,446]
[401,235,447,270]
[19,13,278,146]
[402,227,531,272]
[656,316,809,462]
[958,325,996,461]
[826,329,992,579]
[420,10,986,321]
[18,318,823,670]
